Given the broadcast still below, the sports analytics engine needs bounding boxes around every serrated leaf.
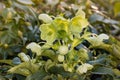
[71,38,82,49]
[26,69,48,80]
[112,44,120,59]
[8,62,39,76]
[41,50,57,61]
[92,67,114,76]
[0,60,13,66]
[45,60,55,72]
[48,66,71,78]
[88,57,106,65]
[78,48,89,62]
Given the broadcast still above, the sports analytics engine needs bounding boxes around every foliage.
[0,0,40,59]
[0,0,120,80]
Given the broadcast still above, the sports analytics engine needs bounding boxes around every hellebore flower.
[77,63,93,74]
[26,42,41,56]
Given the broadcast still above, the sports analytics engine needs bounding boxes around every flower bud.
[18,30,23,38]
[18,52,29,62]
[58,55,64,62]
[4,44,8,48]
[58,45,68,55]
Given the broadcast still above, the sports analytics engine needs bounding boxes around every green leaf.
[40,24,57,44]
[78,48,89,62]
[88,57,106,65]
[114,2,120,16]
[89,13,104,23]
[92,67,114,76]
[26,69,49,80]
[44,60,55,72]
[13,2,37,21]
[8,62,39,76]
[0,30,17,44]
[0,60,14,66]
[41,50,57,61]
[71,38,82,49]
[48,66,71,78]
[111,44,120,59]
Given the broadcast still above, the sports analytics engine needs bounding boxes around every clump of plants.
[1,8,120,80]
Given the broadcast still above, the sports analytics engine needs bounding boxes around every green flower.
[77,63,93,74]
[26,42,41,56]
[18,52,29,62]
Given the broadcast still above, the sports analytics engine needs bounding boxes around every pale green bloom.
[26,42,41,56]
[77,63,93,74]
[98,33,109,41]
[18,52,29,62]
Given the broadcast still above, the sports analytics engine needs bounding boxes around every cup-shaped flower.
[77,63,93,74]
[26,42,41,56]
